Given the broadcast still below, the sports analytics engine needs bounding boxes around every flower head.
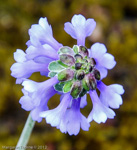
[11,14,124,135]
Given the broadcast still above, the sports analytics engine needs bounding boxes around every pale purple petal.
[97,81,124,109]
[88,90,115,123]
[80,115,90,131]
[90,43,116,79]
[67,99,89,135]
[30,87,56,122]
[64,14,96,46]
[38,17,53,34]
[90,42,107,59]
[108,84,124,95]
[29,17,62,50]
[80,94,87,108]
[22,77,58,106]
[16,78,25,84]
[19,95,34,111]
[26,40,31,47]
[26,44,58,60]
[99,53,116,69]
[33,56,53,64]
[95,66,108,79]
[57,98,90,135]
[20,79,57,122]
[29,35,41,47]
[85,19,96,36]
[31,103,48,123]
[10,60,49,79]
[64,22,76,39]
[40,93,72,127]
[22,80,38,92]
[11,48,52,81]
[14,49,26,62]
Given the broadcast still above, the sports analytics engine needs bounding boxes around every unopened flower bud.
[94,69,100,80]
[58,69,74,81]
[79,88,87,97]
[74,54,83,62]
[89,66,93,72]
[82,74,90,91]
[79,46,89,57]
[88,73,97,90]
[75,63,82,70]
[60,54,75,66]
[59,46,74,55]
[70,81,82,98]
[76,70,85,80]
[90,58,96,66]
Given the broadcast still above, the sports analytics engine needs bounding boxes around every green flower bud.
[59,46,74,55]
[58,69,74,81]
[90,58,96,66]
[63,80,73,93]
[94,69,100,80]
[70,81,82,98]
[79,46,89,57]
[79,88,87,97]
[82,74,90,91]
[74,54,83,62]
[89,66,93,72]
[75,63,82,70]
[76,70,85,80]
[88,73,97,90]
[60,54,75,66]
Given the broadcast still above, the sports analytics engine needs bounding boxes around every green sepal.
[73,45,79,54]
[48,61,65,72]
[48,72,57,77]
[63,80,73,93]
[54,82,65,92]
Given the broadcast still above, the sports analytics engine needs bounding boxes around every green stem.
[15,112,35,150]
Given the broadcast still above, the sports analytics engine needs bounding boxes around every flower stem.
[15,113,35,150]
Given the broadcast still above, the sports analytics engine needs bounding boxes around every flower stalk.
[15,113,35,150]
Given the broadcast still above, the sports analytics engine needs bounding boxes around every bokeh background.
[0,0,137,150]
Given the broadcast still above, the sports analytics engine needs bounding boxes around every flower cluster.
[11,14,124,135]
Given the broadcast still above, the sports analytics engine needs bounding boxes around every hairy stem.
[15,113,35,150]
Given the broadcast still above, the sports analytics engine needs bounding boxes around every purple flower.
[64,14,96,46]
[11,14,124,135]
[97,81,124,109]
[89,43,116,79]
[88,90,115,123]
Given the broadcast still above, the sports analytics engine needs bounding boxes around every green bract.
[48,45,101,98]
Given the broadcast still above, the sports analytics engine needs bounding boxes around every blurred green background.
[0,0,137,150]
